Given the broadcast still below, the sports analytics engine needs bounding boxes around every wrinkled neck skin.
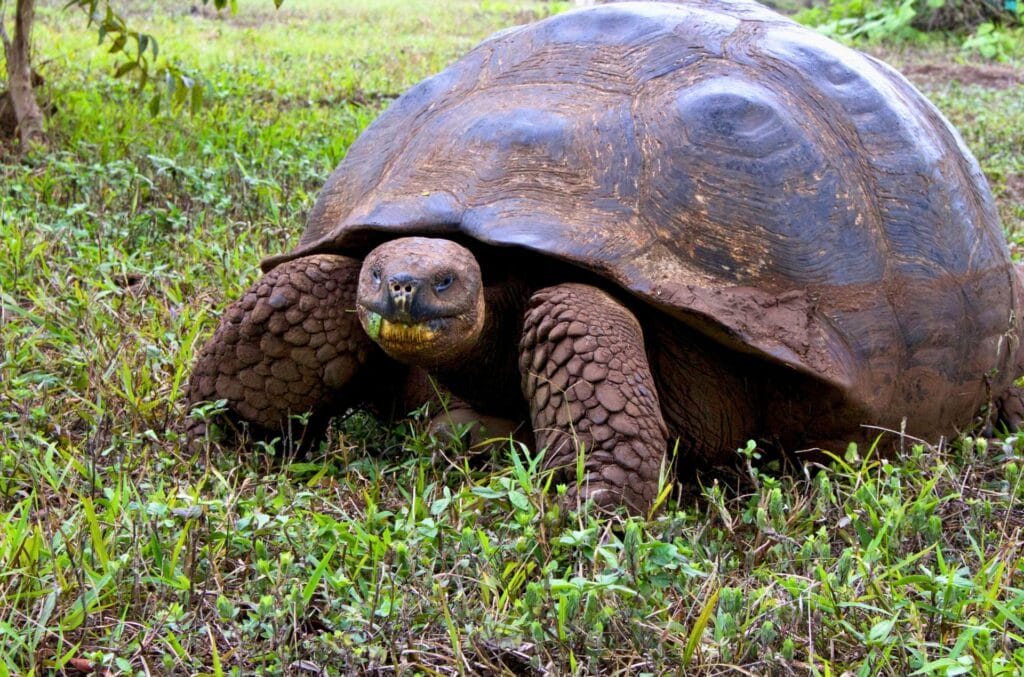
[429,276,533,418]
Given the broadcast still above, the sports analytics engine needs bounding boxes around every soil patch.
[900,61,1024,89]
[186,4,278,27]
[1007,174,1024,201]
[1002,174,1024,240]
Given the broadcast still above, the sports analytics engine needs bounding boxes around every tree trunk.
[1,0,45,150]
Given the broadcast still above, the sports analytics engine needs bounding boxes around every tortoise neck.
[431,278,533,417]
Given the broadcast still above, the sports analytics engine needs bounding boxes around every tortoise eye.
[370,267,382,286]
[435,273,455,292]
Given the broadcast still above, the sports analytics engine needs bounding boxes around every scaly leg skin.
[186,254,375,450]
[519,283,669,515]
[993,384,1024,434]
[993,267,1024,435]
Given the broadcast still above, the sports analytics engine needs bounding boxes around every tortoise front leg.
[186,254,375,448]
[519,283,668,514]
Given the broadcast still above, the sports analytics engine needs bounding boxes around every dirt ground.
[900,60,1024,89]
[1005,173,1024,219]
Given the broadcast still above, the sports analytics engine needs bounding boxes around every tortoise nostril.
[387,274,420,304]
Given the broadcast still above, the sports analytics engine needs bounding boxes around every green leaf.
[114,61,138,78]
[470,486,504,499]
[912,656,975,676]
[508,490,531,512]
[110,34,128,54]
[81,496,110,570]
[429,495,451,516]
[991,599,1024,633]
[683,588,719,666]
[302,543,338,605]
[175,77,190,107]
[867,618,895,645]
[509,444,533,494]
[148,92,161,116]
[208,625,223,677]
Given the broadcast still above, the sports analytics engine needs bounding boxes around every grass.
[1,1,1023,674]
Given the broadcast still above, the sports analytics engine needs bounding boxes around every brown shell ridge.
[733,32,911,384]
[640,280,859,391]
[871,53,1019,390]
[868,55,1018,380]
[867,54,994,231]
[739,32,896,273]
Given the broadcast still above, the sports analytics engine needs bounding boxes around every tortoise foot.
[428,406,529,453]
[519,283,668,515]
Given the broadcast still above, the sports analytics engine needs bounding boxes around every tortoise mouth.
[359,309,452,348]
[358,303,485,367]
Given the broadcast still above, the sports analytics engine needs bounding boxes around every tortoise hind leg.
[519,283,668,514]
[993,385,1024,433]
[994,265,1024,433]
[186,254,376,450]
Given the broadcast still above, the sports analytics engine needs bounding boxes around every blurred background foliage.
[788,0,1022,60]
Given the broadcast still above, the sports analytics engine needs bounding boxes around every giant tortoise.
[187,0,1024,513]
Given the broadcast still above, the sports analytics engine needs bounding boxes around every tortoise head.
[356,237,485,367]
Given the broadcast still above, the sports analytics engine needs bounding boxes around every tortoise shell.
[262,0,1023,438]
